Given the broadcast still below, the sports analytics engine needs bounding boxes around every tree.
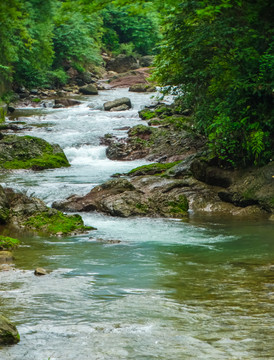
[153,0,274,166]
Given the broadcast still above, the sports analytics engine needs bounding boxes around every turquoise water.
[0,89,273,359]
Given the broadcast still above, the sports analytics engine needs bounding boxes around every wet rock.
[79,84,98,95]
[110,104,130,111]
[53,177,189,219]
[0,251,13,264]
[104,97,132,111]
[0,315,20,345]
[34,267,47,276]
[54,99,81,107]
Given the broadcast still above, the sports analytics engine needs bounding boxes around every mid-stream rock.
[53,177,189,218]
[0,315,20,345]
[79,84,98,95]
[0,185,93,236]
[0,135,70,170]
[104,97,132,111]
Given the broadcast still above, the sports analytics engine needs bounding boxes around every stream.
[0,88,273,359]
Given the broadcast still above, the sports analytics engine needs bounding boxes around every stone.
[110,104,130,111]
[0,134,70,170]
[104,97,132,111]
[0,251,13,264]
[0,315,20,345]
[54,99,81,107]
[34,267,47,276]
[79,84,98,95]
[129,83,156,92]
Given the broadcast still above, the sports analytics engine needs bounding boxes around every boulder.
[34,267,47,276]
[104,97,132,111]
[110,104,130,111]
[0,315,20,345]
[106,54,138,73]
[129,83,156,92]
[0,135,70,170]
[54,99,81,107]
[0,251,13,264]
[53,177,189,219]
[79,84,98,95]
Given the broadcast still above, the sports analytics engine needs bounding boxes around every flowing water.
[0,89,273,360]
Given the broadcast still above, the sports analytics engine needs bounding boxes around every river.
[0,88,273,359]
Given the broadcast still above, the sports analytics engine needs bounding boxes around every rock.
[79,84,98,95]
[0,315,20,345]
[139,55,155,67]
[34,267,47,276]
[104,97,132,111]
[7,106,16,113]
[129,83,156,92]
[0,251,13,264]
[106,54,138,73]
[190,159,234,187]
[110,104,130,111]
[0,134,70,170]
[53,177,189,219]
[54,99,81,107]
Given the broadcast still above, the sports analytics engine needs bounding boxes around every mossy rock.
[127,161,181,177]
[0,236,20,250]
[168,195,189,216]
[138,109,157,120]
[0,315,20,345]
[23,210,94,236]
[0,135,70,170]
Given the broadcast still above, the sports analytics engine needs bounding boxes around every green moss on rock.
[0,315,20,345]
[0,135,70,170]
[168,195,189,216]
[128,161,181,176]
[23,211,94,236]
[0,236,20,250]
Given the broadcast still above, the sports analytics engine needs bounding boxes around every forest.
[1,0,273,167]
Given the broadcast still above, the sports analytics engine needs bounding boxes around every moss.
[128,161,181,176]
[0,135,70,170]
[168,195,189,216]
[135,203,149,212]
[32,98,41,103]
[3,154,70,170]
[129,124,152,137]
[24,211,95,236]
[0,208,9,224]
[138,109,156,120]
[0,236,20,250]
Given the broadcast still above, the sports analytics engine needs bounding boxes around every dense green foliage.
[153,0,274,166]
[101,5,160,55]
[0,0,160,91]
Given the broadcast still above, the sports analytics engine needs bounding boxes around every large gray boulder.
[104,97,132,111]
[0,315,20,345]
